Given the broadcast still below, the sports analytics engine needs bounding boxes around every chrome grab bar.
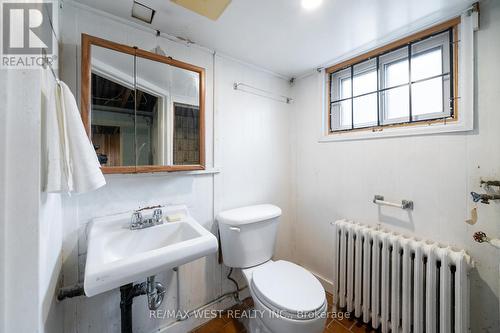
[373,195,414,210]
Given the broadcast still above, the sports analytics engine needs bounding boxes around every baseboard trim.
[157,288,250,333]
[312,271,334,294]
[157,296,235,333]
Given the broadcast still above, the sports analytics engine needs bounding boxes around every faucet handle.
[131,211,143,229]
[153,209,163,224]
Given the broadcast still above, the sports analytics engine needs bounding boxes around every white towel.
[44,80,106,193]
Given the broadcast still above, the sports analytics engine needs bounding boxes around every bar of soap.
[166,213,185,222]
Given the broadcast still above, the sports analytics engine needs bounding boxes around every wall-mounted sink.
[84,206,218,297]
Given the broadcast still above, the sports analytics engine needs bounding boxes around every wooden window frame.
[325,17,460,135]
[81,33,206,174]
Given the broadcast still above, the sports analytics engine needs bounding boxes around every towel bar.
[373,195,414,210]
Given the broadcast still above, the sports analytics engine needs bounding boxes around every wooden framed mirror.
[81,34,205,174]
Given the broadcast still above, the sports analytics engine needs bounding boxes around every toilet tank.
[217,204,282,268]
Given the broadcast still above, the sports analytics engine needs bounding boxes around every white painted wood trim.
[313,271,334,295]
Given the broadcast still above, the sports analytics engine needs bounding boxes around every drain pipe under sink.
[59,275,166,333]
[120,276,166,333]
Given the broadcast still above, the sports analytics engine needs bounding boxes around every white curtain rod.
[233,82,293,104]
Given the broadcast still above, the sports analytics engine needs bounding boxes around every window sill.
[318,120,472,142]
[104,168,221,179]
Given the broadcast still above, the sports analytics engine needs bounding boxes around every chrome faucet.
[130,212,143,229]
[153,208,162,224]
[130,209,163,230]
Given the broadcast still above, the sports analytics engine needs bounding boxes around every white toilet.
[217,204,327,333]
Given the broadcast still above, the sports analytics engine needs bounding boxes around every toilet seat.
[250,260,326,320]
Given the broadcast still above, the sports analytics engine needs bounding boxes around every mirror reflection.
[91,45,136,167]
[87,36,204,172]
[135,56,200,166]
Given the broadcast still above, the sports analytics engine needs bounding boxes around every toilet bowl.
[217,205,327,333]
[242,260,327,333]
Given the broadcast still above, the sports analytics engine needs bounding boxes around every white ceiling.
[75,0,474,78]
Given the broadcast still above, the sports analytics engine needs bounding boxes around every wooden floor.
[190,292,376,333]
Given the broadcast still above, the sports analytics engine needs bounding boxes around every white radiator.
[332,220,473,333]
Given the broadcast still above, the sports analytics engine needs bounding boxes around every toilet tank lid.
[217,204,282,226]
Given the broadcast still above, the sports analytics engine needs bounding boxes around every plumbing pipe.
[58,272,247,333]
[119,275,166,333]
[120,283,147,333]
[57,284,85,301]
[480,180,500,188]
[226,268,240,299]
[146,276,166,310]
[470,192,500,204]
[181,291,239,319]
[59,276,167,333]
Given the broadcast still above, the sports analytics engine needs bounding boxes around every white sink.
[84,206,218,297]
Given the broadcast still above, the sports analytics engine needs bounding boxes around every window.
[173,103,200,165]
[327,20,458,133]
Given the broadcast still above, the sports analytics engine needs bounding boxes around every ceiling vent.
[132,1,156,24]
[170,0,231,21]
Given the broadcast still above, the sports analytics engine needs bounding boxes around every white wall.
[0,42,65,333]
[59,3,292,332]
[214,56,293,261]
[39,192,64,333]
[38,71,65,333]
[0,69,43,333]
[0,66,7,333]
[290,1,500,331]
[0,70,38,332]
[38,5,65,330]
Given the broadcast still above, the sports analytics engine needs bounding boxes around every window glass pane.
[411,30,449,82]
[331,100,352,131]
[353,93,377,128]
[385,60,408,87]
[353,59,377,96]
[380,46,409,88]
[341,77,351,99]
[411,75,450,118]
[331,68,351,101]
[411,48,442,81]
[380,86,409,124]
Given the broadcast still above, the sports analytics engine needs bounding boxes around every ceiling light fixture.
[132,1,156,24]
[301,0,323,11]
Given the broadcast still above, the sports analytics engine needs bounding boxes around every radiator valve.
[473,231,500,249]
